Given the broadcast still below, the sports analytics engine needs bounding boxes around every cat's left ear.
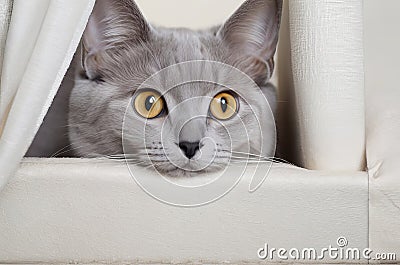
[218,0,283,82]
[81,0,151,79]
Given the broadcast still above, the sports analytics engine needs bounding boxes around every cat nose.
[179,141,200,159]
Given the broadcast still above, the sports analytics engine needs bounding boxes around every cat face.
[69,0,282,176]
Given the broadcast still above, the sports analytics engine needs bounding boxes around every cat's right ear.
[217,0,283,83]
[82,0,151,79]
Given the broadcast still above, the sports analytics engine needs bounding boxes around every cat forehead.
[146,81,261,107]
[152,26,221,59]
[155,26,215,43]
[99,28,226,91]
[145,82,221,102]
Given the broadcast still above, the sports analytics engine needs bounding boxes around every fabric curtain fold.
[0,0,13,96]
[0,0,95,192]
[287,0,365,171]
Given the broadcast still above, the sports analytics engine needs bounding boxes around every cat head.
[69,0,282,176]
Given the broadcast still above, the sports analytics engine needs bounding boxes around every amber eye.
[210,92,238,120]
[134,90,165,119]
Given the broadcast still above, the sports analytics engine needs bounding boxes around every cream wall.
[364,0,400,171]
[135,0,246,29]
[364,0,400,96]
[364,0,400,256]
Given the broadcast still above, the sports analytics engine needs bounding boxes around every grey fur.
[68,0,282,176]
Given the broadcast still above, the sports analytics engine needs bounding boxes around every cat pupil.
[145,96,156,111]
[221,98,227,112]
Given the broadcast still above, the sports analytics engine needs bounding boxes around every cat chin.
[153,164,225,178]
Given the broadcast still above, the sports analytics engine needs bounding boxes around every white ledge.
[0,158,368,264]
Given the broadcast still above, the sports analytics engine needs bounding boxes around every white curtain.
[287,0,365,171]
[0,0,95,191]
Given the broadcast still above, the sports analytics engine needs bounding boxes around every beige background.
[364,0,400,255]
[135,0,246,29]
[364,0,400,100]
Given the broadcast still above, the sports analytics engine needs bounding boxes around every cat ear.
[218,0,283,82]
[82,0,151,79]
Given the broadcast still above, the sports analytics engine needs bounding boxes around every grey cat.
[31,0,282,176]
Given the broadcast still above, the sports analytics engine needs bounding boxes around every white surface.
[364,0,400,258]
[0,0,95,192]
[0,159,368,264]
[288,0,365,171]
